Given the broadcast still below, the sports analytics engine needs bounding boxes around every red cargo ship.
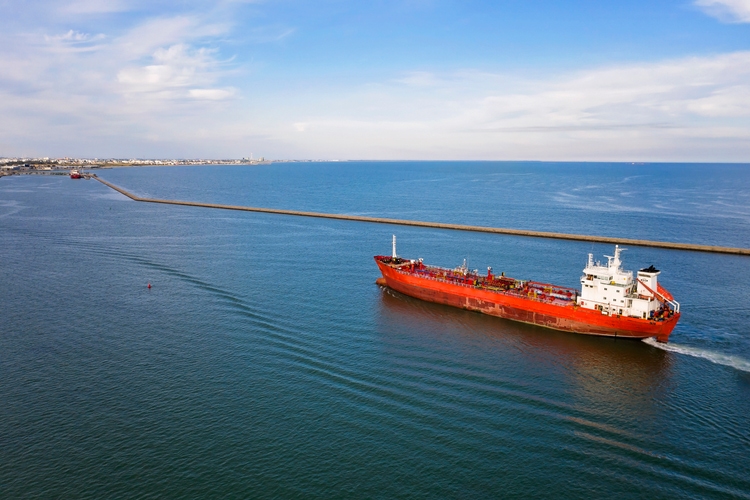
[375,237,680,342]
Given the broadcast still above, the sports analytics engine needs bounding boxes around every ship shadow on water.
[375,284,674,419]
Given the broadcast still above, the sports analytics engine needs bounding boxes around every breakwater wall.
[95,176,750,256]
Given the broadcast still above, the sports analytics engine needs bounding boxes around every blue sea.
[2,162,749,498]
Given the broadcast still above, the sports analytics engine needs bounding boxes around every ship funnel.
[392,235,397,259]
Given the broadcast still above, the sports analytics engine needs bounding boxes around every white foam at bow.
[643,337,750,373]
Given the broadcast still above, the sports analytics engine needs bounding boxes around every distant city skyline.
[1,0,749,161]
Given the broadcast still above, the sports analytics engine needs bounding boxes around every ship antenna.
[392,235,397,259]
[613,245,626,270]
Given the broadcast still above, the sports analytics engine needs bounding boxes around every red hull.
[375,259,679,342]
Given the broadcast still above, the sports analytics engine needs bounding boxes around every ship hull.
[376,260,679,342]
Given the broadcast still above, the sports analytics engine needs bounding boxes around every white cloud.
[395,71,441,87]
[469,52,750,129]
[117,44,227,97]
[1,1,749,161]
[45,30,101,42]
[695,0,750,22]
[189,88,236,100]
[684,85,750,116]
[276,52,750,160]
[41,30,107,55]
[0,7,247,158]
[114,16,229,60]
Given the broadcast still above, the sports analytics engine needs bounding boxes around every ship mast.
[613,245,624,270]
[392,235,397,259]
[604,244,625,271]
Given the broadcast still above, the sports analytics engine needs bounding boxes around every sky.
[1,0,749,161]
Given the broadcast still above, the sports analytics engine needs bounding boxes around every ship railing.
[636,278,680,313]
[527,281,577,294]
[397,269,576,305]
[397,269,502,291]
[580,300,631,318]
[582,297,676,321]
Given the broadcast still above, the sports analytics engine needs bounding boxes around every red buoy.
[147,283,151,289]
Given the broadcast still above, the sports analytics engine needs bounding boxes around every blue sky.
[1,0,749,160]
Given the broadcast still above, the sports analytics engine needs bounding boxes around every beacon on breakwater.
[375,237,680,342]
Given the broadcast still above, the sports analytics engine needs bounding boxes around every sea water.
[1,162,749,498]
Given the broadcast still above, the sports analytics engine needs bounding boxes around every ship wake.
[643,338,750,373]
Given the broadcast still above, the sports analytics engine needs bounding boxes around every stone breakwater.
[95,176,750,256]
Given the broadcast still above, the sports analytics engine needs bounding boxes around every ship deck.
[377,256,578,308]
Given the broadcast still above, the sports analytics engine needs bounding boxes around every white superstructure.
[576,245,679,318]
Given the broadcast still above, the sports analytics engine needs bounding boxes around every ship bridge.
[577,245,678,320]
